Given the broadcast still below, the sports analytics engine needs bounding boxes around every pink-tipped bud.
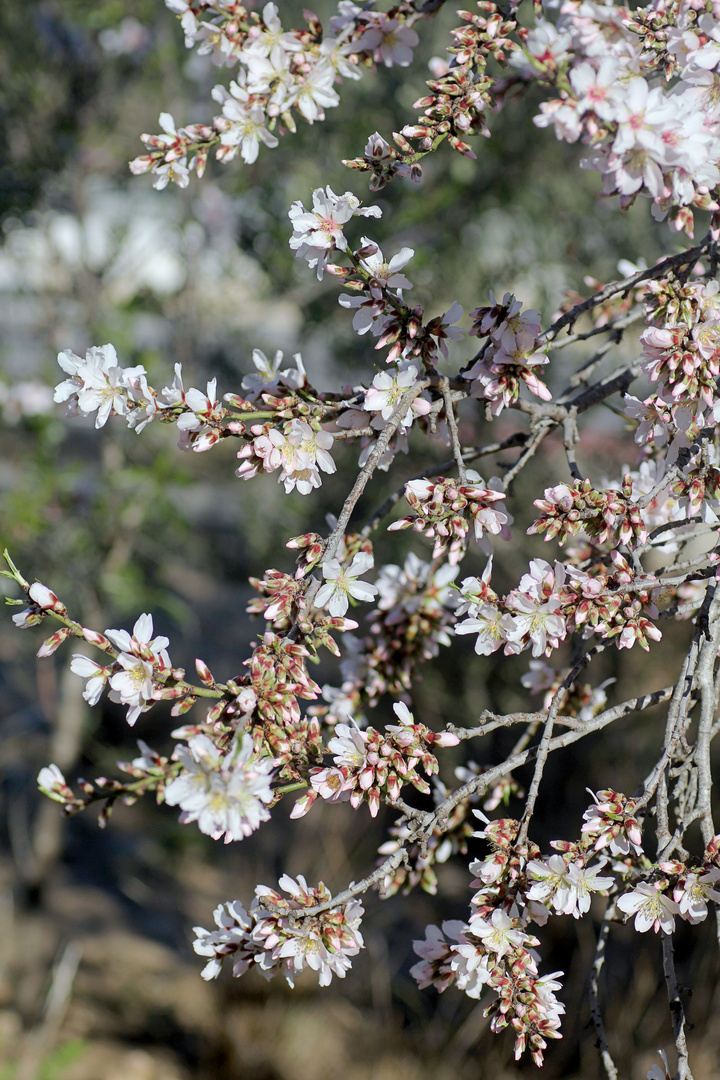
[82,628,115,653]
[170,695,198,717]
[37,626,73,658]
[195,658,216,686]
[28,582,66,615]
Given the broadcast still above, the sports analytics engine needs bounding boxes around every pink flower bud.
[29,582,66,614]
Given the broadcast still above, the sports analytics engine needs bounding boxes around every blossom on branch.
[315,552,378,617]
[616,882,679,934]
[164,733,274,842]
[193,875,364,986]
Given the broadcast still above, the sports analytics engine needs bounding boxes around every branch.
[662,933,695,1080]
[541,235,712,342]
[589,901,619,1080]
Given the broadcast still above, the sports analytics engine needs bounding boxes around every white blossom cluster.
[131,0,420,188]
[526,2,720,231]
[164,732,275,842]
[193,875,364,987]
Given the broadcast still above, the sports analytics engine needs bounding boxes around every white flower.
[470,909,531,957]
[673,869,720,923]
[455,604,518,655]
[108,654,157,725]
[151,158,190,191]
[527,855,574,913]
[529,857,614,918]
[220,98,279,164]
[165,733,274,842]
[295,60,340,122]
[103,613,172,726]
[37,764,69,803]
[364,366,428,426]
[504,593,567,657]
[617,882,679,934]
[315,551,378,616]
[569,58,622,122]
[358,238,414,292]
[70,655,110,706]
[326,722,368,771]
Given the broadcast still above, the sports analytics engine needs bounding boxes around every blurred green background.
[0,1,718,1078]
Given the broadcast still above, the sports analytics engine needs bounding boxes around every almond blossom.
[672,869,720,923]
[164,733,275,842]
[616,882,680,934]
[288,186,381,278]
[315,552,378,617]
[103,612,173,726]
[193,877,364,987]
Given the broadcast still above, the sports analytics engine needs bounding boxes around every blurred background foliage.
[0,1,717,1078]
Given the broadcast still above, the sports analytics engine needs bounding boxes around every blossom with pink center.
[673,869,720,923]
[617,882,679,934]
[569,58,622,122]
[358,238,414,293]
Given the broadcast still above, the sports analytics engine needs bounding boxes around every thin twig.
[588,901,619,1080]
[662,933,695,1080]
[440,377,467,484]
[541,235,711,342]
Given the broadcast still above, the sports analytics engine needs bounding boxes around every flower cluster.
[388,474,509,564]
[236,416,337,494]
[528,477,648,549]
[635,277,720,434]
[455,553,663,657]
[290,188,466,367]
[71,613,177,726]
[294,701,459,819]
[527,4,720,234]
[164,732,275,842]
[20,3,720,1068]
[344,2,520,187]
[616,843,720,934]
[463,293,551,414]
[131,1,395,187]
[193,875,364,987]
